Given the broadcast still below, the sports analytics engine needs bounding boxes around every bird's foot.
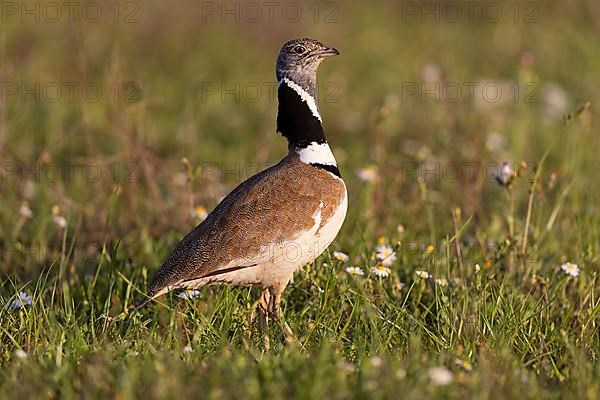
[280,319,297,345]
[251,286,300,351]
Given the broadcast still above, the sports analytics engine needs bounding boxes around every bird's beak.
[313,46,340,57]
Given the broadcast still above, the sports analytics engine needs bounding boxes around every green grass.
[1,0,599,398]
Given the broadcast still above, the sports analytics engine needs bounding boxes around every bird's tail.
[133,296,153,310]
[133,285,170,310]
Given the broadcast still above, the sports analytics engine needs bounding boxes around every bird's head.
[276,38,339,96]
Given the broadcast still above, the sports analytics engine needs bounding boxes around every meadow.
[1,0,599,398]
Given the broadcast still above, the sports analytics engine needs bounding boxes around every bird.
[144,38,346,345]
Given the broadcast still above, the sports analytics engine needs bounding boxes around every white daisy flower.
[421,62,442,84]
[14,349,28,360]
[356,165,378,182]
[369,356,383,368]
[52,215,67,228]
[560,262,579,277]
[7,291,32,310]
[191,205,208,221]
[345,266,364,276]
[333,251,349,262]
[375,244,397,266]
[177,289,201,300]
[19,203,33,219]
[338,361,356,373]
[454,358,473,371]
[434,277,448,287]
[415,270,430,279]
[51,206,67,228]
[486,132,506,153]
[428,366,454,386]
[371,265,391,278]
[183,345,193,353]
[541,83,569,120]
[495,161,515,186]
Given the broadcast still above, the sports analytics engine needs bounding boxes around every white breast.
[260,183,348,286]
[295,142,337,165]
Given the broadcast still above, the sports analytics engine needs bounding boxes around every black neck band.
[310,163,341,178]
[276,81,326,148]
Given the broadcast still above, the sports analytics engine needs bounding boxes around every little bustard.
[144,38,346,345]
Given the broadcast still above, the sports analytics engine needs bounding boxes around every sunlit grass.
[1,0,600,398]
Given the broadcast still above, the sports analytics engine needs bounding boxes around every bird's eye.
[293,45,306,54]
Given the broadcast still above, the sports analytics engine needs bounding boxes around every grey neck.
[276,66,318,98]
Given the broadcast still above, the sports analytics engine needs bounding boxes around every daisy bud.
[495,162,514,187]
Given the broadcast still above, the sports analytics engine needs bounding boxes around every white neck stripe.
[295,142,337,166]
[279,77,322,122]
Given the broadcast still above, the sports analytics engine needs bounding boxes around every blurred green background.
[0,0,599,398]
[1,0,598,261]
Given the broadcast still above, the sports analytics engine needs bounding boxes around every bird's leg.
[270,283,296,344]
[247,292,261,345]
[258,287,271,350]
